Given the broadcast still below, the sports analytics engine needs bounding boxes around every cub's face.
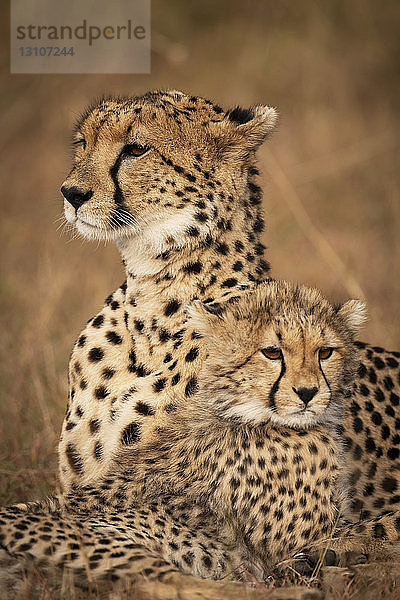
[188,280,366,429]
[61,90,276,249]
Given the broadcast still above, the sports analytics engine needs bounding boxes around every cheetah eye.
[122,143,150,158]
[319,348,334,361]
[73,138,86,150]
[261,347,282,361]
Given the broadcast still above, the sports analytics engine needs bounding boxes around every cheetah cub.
[115,279,367,570]
[187,278,366,431]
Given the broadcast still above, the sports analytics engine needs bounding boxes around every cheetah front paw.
[294,533,400,575]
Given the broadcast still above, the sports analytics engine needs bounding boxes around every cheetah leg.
[84,509,243,580]
[0,505,179,590]
[0,505,321,600]
[0,501,245,584]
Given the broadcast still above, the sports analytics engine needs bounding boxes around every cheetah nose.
[293,386,318,407]
[61,186,93,211]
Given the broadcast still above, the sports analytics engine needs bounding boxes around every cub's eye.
[319,348,334,361]
[122,143,150,157]
[261,347,282,361]
[73,138,86,150]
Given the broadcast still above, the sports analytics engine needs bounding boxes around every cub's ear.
[336,299,367,334]
[185,300,226,336]
[210,105,278,159]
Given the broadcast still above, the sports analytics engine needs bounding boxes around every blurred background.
[1,0,399,504]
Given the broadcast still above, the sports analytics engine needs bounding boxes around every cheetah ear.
[211,105,278,158]
[185,300,225,335]
[336,300,367,334]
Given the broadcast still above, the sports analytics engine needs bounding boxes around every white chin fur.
[74,219,107,240]
[268,411,323,430]
[222,399,325,430]
[74,219,136,242]
[66,203,201,250]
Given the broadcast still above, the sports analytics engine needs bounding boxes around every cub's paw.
[291,548,339,576]
[295,534,400,571]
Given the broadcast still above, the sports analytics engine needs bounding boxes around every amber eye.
[122,143,150,157]
[319,348,334,361]
[72,138,86,150]
[261,347,282,361]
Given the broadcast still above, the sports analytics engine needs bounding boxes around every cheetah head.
[187,280,366,429]
[61,90,277,250]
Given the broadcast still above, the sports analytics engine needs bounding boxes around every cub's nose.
[294,386,318,407]
[61,186,93,211]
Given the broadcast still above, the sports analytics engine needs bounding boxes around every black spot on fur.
[93,441,103,461]
[165,300,181,317]
[382,477,398,493]
[135,401,155,416]
[121,422,141,445]
[195,211,208,223]
[92,315,104,328]
[216,242,229,255]
[134,319,145,332]
[102,367,115,380]
[65,443,84,475]
[235,240,244,252]
[159,328,171,342]
[95,386,108,400]
[88,347,104,362]
[171,373,181,386]
[136,364,150,377]
[106,331,123,345]
[185,377,198,397]
[233,261,243,271]
[153,378,167,393]
[221,278,238,288]
[185,347,199,362]
[89,419,101,434]
[183,261,202,275]
[187,226,200,237]
[388,447,400,460]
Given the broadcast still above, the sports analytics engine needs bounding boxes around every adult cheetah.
[59,90,275,491]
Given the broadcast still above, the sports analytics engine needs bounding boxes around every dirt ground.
[1,1,399,598]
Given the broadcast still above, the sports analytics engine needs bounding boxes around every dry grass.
[1,0,399,597]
